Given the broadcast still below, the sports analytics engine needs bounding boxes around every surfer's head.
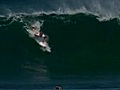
[32,26,37,31]
[32,26,35,29]
[32,25,36,29]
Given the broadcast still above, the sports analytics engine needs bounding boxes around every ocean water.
[0,0,120,89]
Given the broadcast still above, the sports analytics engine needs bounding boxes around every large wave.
[0,13,120,89]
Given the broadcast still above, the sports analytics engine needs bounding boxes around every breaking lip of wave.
[0,6,120,22]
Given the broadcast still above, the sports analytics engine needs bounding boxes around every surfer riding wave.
[25,22,51,52]
[31,26,48,43]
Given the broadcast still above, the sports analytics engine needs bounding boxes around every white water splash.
[1,0,120,22]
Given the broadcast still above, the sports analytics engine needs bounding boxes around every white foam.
[0,1,120,22]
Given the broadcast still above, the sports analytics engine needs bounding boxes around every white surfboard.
[37,40,51,53]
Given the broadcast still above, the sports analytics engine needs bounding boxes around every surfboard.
[37,40,51,52]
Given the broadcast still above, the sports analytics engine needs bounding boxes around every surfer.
[32,26,47,42]
[26,22,51,52]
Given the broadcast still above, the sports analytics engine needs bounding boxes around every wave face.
[0,13,120,89]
